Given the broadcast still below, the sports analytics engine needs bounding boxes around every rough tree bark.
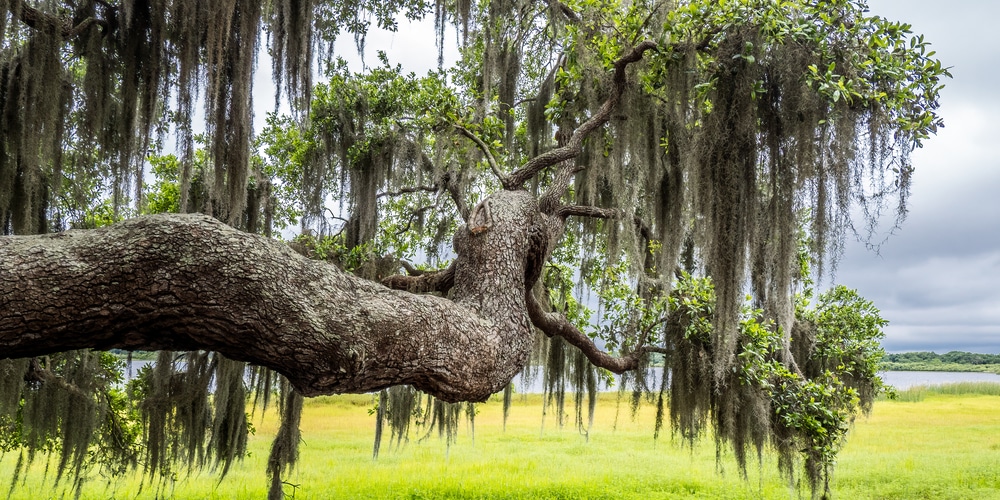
[0,190,552,403]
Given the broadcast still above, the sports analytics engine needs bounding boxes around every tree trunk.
[0,190,545,402]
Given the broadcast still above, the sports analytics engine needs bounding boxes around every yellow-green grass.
[4,387,1000,499]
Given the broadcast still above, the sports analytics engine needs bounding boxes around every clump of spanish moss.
[373,385,480,461]
[541,335,568,428]
[267,378,304,500]
[372,385,422,459]
[0,0,386,232]
[0,359,29,425]
[1,351,138,495]
[659,273,887,497]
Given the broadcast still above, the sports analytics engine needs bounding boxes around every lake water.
[879,370,1000,390]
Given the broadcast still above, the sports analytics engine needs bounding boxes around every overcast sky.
[255,1,999,354]
[836,0,1000,353]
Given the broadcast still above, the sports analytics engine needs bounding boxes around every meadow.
[4,384,999,499]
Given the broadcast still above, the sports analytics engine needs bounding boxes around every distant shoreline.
[880,351,1000,375]
[881,363,1000,374]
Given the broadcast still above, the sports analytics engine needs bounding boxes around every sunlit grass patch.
[884,381,1000,402]
[3,391,999,499]
[834,391,1000,499]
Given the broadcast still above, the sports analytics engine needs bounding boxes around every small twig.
[395,204,435,236]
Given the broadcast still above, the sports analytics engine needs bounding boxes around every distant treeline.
[884,351,1000,365]
[882,351,1000,374]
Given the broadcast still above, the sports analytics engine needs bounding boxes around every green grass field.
[4,385,1000,499]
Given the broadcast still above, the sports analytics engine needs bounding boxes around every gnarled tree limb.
[0,204,542,403]
[525,290,665,373]
[553,205,622,220]
[382,261,456,295]
[538,164,585,214]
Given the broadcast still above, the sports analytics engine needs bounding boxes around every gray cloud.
[822,1,1000,353]
[870,0,1000,103]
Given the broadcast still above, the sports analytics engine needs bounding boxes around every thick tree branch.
[507,40,658,189]
[526,291,664,373]
[445,171,471,222]
[381,261,456,295]
[377,184,438,198]
[538,164,584,214]
[553,205,621,220]
[0,207,541,403]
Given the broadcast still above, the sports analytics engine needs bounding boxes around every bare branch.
[324,207,349,224]
[553,205,622,220]
[394,204,435,236]
[453,124,510,188]
[377,185,438,199]
[399,260,427,276]
[553,205,654,244]
[526,291,660,373]
[507,40,658,189]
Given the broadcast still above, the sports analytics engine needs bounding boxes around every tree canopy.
[0,0,946,498]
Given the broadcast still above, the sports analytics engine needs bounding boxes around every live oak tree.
[0,0,944,498]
